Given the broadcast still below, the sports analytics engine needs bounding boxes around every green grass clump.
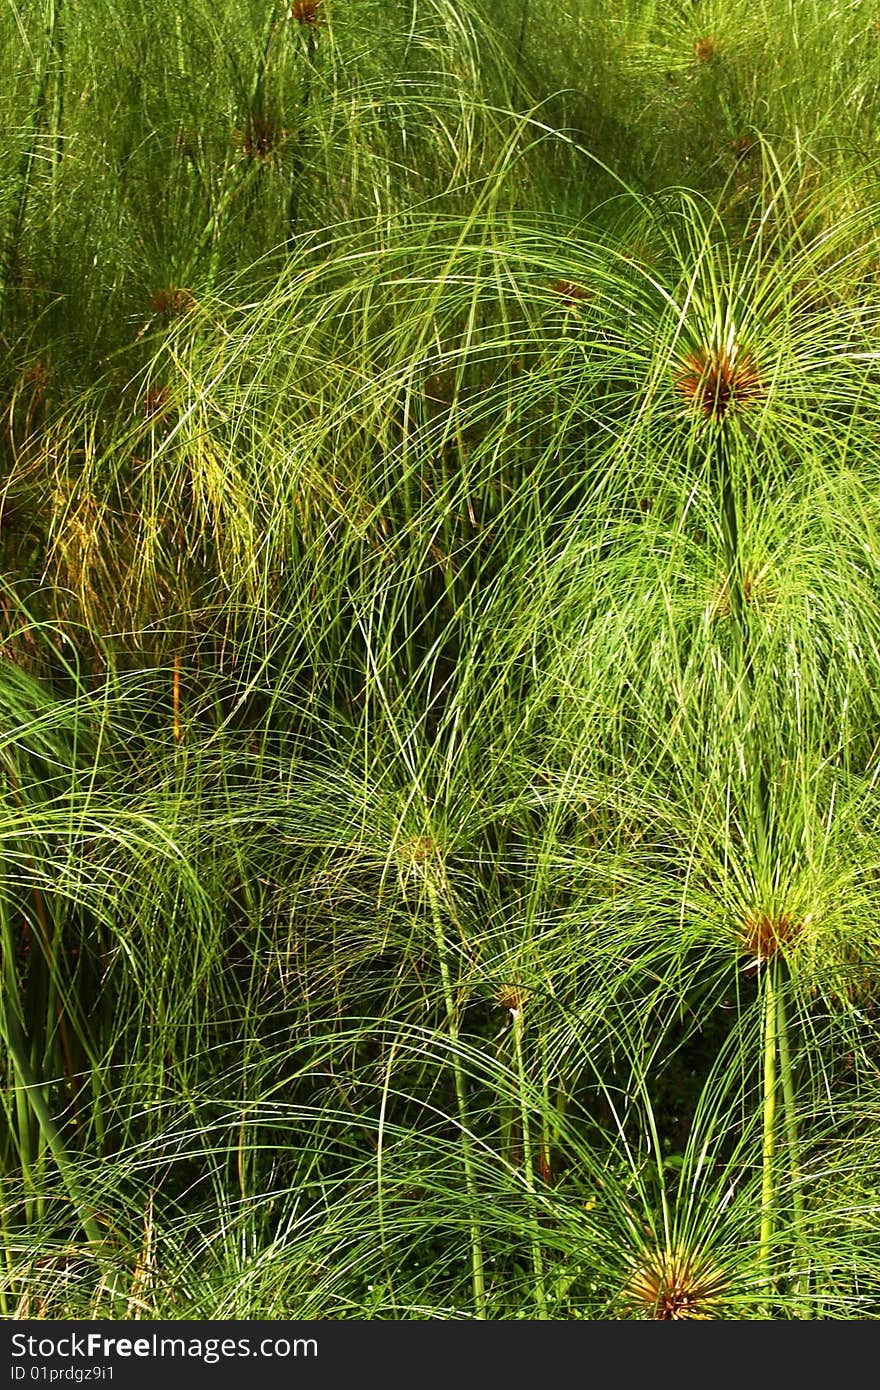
[2,0,880,1320]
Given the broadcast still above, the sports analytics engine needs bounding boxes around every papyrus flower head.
[674,339,764,423]
[624,1243,727,1320]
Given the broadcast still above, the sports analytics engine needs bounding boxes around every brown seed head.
[238,115,288,163]
[551,278,589,305]
[694,36,717,62]
[396,834,440,885]
[425,371,454,404]
[17,360,50,425]
[24,360,49,396]
[142,385,170,420]
[396,833,448,895]
[710,566,774,621]
[730,135,756,162]
[740,910,802,967]
[402,834,434,863]
[493,983,526,1014]
[290,0,324,23]
[624,1244,727,1320]
[149,286,193,319]
[674,341,763,422]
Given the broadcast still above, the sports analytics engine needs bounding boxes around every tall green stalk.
[285,18,319,248]
[511,1004,548,1318]
[47,0,65,202]
[424,871,487,1318]
[716,417,783,1301]
[776,975,809,1314]
[516,0,529,67]
[759,957,778,1293]
[716,427,767,859]
[715,359,816,1314]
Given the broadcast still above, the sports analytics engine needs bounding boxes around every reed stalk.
[424,870,487,1318]
[511,1003,548,1318]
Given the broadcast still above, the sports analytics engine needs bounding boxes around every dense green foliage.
[2,0,880,1318]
